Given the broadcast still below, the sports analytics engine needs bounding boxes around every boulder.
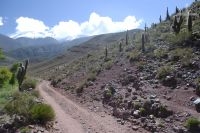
[121,74,137,86]
[162,76,177,88]
[194,98,200,113]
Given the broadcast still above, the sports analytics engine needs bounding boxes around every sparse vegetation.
[21,78,37,91]
[30,103,55,124]
[156,65,173,80]
[0,67,12,87]
[154,47,168,59]
[127,49,141,63]
[169,47,193,66]
[185,117,200,131]
[87,72,97,82]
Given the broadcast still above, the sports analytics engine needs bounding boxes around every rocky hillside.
[35,1,200,133]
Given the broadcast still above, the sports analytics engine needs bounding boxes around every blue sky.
[0,0,193,40]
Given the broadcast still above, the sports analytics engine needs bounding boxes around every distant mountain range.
[0,34,92,64]
[0,29,141,66]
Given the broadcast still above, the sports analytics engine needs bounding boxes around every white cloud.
[11,17,50,38]
[11,12,142,40]
[51,20,81,40]
[0,17,3,26]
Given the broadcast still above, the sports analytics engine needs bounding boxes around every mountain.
[29,29,142,75]
[0,34,25,52]
[7,43,65,62]
[0,34,93,63]
[15,37,59,47]
[30,1,200,133]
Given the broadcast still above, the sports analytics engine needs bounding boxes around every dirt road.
[38,81,132,133]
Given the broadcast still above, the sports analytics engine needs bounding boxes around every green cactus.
[104,45,108,60]
[144,23,148,32]
[166,7,170,21]
[176,6,179,14]
[126,30,129,45]
[188,14,193,32]
[17,59,29,91]
[119,41,122,52]
[172,15,183,34]
[159,15,162,23]
[142,33,145,52]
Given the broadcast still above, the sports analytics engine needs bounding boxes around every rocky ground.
[52,53,200,133]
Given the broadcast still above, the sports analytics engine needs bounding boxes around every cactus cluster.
[17,59,29,91]
[172,15,183,34]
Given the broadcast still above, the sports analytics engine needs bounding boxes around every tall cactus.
[17,59,29,91]
[172,15,183,34]
[142,33,145,52]
[176,6,179,14]
[119,41,122,52]
[125,30,129,45]
[144,23,148,32]
[188,13,193,32]
[159,15,162,23]
[166,7,170,21]
[104,45,108,60]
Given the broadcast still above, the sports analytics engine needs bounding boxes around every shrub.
[0,67,12,87]
[10,63,19,73]
[19,127,30,133]
[154,48,168,59]
[104,60,113,70]
[21,78,37,90]
[103,89,112,99]
[76,81,86,94]
[87,73,96,82]
[156,65,173,80]
[127,49,141,63]
[136,61,147,70]
[167,31,191,46]
[169,48,193,66]
[185,117,200,131]
[30,103,55,124]
[4,92,36,118]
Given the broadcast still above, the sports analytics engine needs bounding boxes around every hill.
[31,1,200,133]
[29,29,142,76]
[0,35,92,64]
[0,34,25,52]
[15,37,59,47]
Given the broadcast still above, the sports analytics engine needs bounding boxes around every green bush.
[136,61,147,70]
[30,103,55,124]
[104,60,113,70]
[4,92,36,118]
[167,31,191,46]
[156,65,173,80]
[127,49,141,63]
[0,67,12,87]
[169,48,193,66]
[154,48,168,59]
[185,117,200,131]
[21,78,37,90]
[87,73,96,82]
